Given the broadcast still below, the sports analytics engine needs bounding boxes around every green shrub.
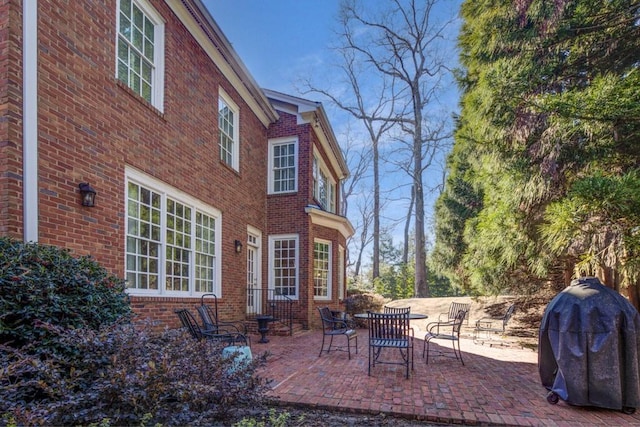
[0,321,270,426]
[0,237,131,355]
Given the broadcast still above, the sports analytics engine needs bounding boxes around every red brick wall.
[267,109,348,329]
[0,0,23,238]
[4,0,269,328]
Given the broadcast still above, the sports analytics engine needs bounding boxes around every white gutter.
[23,0,38,242]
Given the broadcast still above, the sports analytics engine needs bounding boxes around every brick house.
[1,0,352,331]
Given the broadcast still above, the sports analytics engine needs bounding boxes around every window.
[125,170,221,296]
[312,153,336,213]
[116,0,165,111]
[313,240,331,299]
[269,235,298,299]
[338,246,345,300]
[268,137,297,194]
[219,89,239,170]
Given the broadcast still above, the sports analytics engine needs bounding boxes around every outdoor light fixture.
[234,239,243,253]
[78,182,96,207]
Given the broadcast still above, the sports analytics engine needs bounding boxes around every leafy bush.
[343,290,387,327]
[0,321,270,426]
[0,237,131,355]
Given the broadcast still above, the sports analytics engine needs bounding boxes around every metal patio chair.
[423,308,468,365]
[175,308,248,347]
[318,307,358,359]
[368,311,414,379]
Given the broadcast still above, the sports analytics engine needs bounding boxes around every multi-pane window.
[312,154,336,213]
[126,172,220,296]
[165,199,191,292]
[313,240,331,299]
[270,235,298,298]
[126,183,161,290]
[218,90,239,170]
[116,0,164,110]
[338,246,345,300]
[269,138,297,194]
[195,212,217,293]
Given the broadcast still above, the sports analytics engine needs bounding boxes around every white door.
[246,232,261,314]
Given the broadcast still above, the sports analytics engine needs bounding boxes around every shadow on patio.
[252,329,640,426]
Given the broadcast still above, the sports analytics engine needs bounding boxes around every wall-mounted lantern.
[78,182,96,207]
[234,239,243,254]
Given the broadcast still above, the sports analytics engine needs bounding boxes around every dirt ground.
[386,294,550,350]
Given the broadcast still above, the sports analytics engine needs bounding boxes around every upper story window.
[218,89,239,171]
[268,137,298,194]
[125,169,222,297]
[116,0,165,111]
[312,154,336,213]
[313,240,331,300]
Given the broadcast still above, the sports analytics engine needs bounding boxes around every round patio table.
[353,312,428,320]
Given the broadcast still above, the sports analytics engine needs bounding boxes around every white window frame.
[338,245,345,300]
[125,168,222,297]
[313,239,332,300]
[115,0,165,112]
[312,151,336,213]
[218,88,240,171]
[268,136,298,194]
[268,234,299,300]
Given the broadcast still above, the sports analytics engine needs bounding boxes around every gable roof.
[168,0,278,127]
[263,89,349,180]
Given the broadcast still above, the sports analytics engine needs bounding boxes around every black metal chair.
[383,306,415,339]
[317,307,358,359]
[175,308,248,347]
[367,311,414,379]
[199,293,248,334]
[473,303,516,344]
[438,301,471,325]
[423,309,468,365]
[197,303,251,347]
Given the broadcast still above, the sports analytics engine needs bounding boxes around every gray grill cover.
[539,277,640,410]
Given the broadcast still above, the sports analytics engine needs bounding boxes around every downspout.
[23,0,38,242]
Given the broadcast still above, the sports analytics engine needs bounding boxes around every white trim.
[313,239,332,301]
[166,1,277,127]
[268,234,299,300]
[23,0,38,242]
[267,136,298,194]
[218,87,240,171]
[124,167,222,297]
[305,206,355,239]
[247,225,262,298]
[115,0,165,112]
[338,245,345,300]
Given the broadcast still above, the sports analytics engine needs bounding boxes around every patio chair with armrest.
[383,306,415,339]
[199,293,248,334]
[423,308,468,365]
[318,307,358,359]
[175,308,249,347]
[368,311,414,379]
[197,304,251,347]
[438,301,471,325]
[473,303,516,344]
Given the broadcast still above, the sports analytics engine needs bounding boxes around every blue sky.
[205,0,463,263]
[204,0,342,94]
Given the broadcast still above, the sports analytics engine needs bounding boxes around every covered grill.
[539,277,640,414]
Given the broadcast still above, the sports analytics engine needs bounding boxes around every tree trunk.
[372,138,380,280]
[403,186,415,265]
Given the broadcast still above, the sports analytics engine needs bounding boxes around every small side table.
[255,315,274,343]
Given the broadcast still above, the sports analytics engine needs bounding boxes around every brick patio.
[252,327,640,426]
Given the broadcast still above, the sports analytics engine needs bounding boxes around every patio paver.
[253,329,640,426]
